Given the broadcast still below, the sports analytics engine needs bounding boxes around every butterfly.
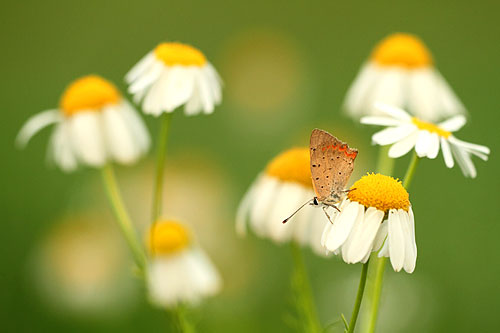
[283,128,358,223]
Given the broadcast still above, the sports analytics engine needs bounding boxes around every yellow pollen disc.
[154,42,207,67]
[148,220,191,256]
[348,173,410,212]
[59,75,121,116]
[412,117,451,138]
[371,33,433,68]
[265,147,312,188]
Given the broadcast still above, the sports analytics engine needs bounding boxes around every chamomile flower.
[322,173,417,273]
[16,75,150,171]
[361,103,490,178]
[236,148,330,255]
[147,220,221,308]
[344,33,465,122]
[126,42,222,116]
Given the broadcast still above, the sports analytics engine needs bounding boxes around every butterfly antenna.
[282,199,314,224]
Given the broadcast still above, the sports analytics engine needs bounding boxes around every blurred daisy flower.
[322,173,417,273]
[344,33,465,122]
[126,42,222,116]
[16,75,150,171]
[361,103,490,178]
[236,148,329,256]
[147,220,221,308]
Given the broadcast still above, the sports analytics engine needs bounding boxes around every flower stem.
[171,305,195,333]
[101,164,146,272]
[290,242,322,333]
[150,113,173,250]
[348,261,369,333]
[376,146,395,176]
[402,151,420,189]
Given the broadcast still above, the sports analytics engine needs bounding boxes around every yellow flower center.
[412,117,451,138]
[59,75,121,116]
[348,173,410,212]
[371,33,432,68]
[154,42,207,67]
[265,147,312,188]
[148,220,191,256]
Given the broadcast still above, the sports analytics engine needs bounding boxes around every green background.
[1,1,499,332]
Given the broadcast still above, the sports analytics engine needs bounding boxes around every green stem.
[375,146,395,176]
[101,164,146,272]
[170,306,195,333]
[362,151,421,333]
[290,242,322,333]
[150,113,173,252]
[402,151,420,190]
[348,262,369,333]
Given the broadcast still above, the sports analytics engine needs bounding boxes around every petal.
[360,116,403,127]
[16,110,61,148]
[448,136,490,156]
[248,176,279,236]
[407,68,438,121]
[388,209,405,272]
[48,122,78,172]
[161,67,195,111]
[388,130,418,158]
[440,137,454,168]
[372,124,415,146]
[399,210,416,273]
[235,179,258,236]
[346,207,384,263]
[125,52,156,83]
[365,68,405,115]
[324,201,360,252]
[438,115,467,132]
[426,132,440,159]
[451,144,477,178]
[120,102,151,153]
[128,60,164,95]
[68,111,106,167]
[101,106,140,164]
[415,130,432,158]
[343,63,379,117]
[434,71,467,119]
[374,102,412,121]
[372,220,388,252]
[341,204,365,263]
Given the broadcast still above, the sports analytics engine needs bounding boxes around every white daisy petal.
[366,68,405,115]
[68,111,106,167]
[448,136,490,156]
[440,137,454,168]
[388,130,418,158]
[102,106,139,164]
[324,201,360,252]
[372,220,388,252]
[48,122,78,172]
[235,180,257,236]
[415,130,432,157]
[372,124,415,146]
[438,115,467,132]
[341,204,365,263]
[360,116,403,127]
[125,52,156,83]
[426,132,440,159]
[248,176,279,236]
[408,68,438,121]
[347,207,384,263]
[434,71,466,119]
[451,145,477,178]
[388,209,405,272]
[343,63,379,117]
[16,110,61,148]
[399,210,416,273]
[374,102,412,121]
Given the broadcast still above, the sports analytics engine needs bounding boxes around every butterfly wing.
[310,129,358,204]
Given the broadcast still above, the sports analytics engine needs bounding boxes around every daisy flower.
[147,220,221,308]
[344,33,465,122]
[322,173,417,273]
[126,42,222,116]
[236,148,331,256]
[16,75,150,172]
[361,103,490,178]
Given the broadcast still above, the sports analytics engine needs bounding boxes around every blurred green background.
[2,1,499,332]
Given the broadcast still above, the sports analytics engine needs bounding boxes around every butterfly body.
[310,128,358,208]
[282,129,358,224]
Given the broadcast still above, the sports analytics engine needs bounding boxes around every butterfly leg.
[343,188,356,193]
[322,206,340,224]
